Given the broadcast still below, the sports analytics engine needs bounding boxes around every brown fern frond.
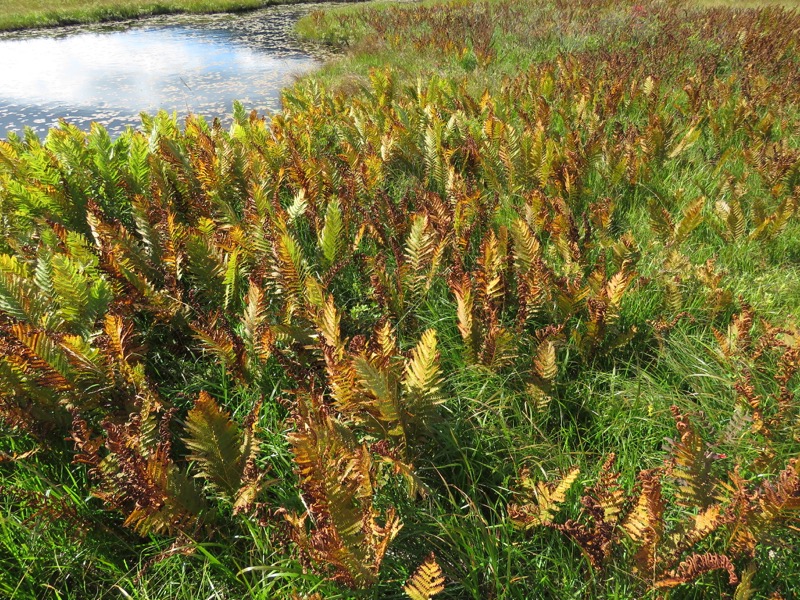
[287,403,401,588]
[655,552,738,589]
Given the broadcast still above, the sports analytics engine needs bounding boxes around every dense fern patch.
[1,0,799,597]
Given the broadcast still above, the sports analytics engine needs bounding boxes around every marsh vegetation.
[1,0,799,598]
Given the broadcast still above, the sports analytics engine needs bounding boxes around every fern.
[402,329,443,420]
[509,467,580,529]
[319,198,345,267]
[183,391,261,500]
[404,553,445,600]
[288,403,401,588]
[667,406,718,509]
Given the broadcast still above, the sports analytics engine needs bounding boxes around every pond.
[0,3,330,138]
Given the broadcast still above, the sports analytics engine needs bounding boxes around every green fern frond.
[667,406,718,509]
[319,198,344,267]
[183,391,257,498]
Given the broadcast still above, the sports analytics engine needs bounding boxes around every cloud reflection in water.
[0,5,322,137]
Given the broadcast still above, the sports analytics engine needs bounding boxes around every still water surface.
[0,4,326,137]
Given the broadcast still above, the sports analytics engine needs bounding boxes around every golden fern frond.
[622,468,664,541]
[404,553,445,600]
[451,274,477,362]
[533,339,557,382]
[727,197,747,241]
[104,313,139,364]
[511,218,541,274]
[190,320,238,372]
[622,468,665,574]
[233,399,266,515]
[480,323,517,371]
[353,356,402,426]
[588,454,625,526]
[222,248,243,311]
[12,324,76,389]
[272,226,309,319]
[477,230,504,306]
[241,280,269,361]
[741,458,800,548]
[288,405,401,588]
[376,321,398,360]
[605,265,634,318]
[317,295,344,353]
[673,197,705,244]
[404,214,436,297]
[669,504,728,559]
[403,329,443,417]
[509,466,580,529]
[668,123,701,159]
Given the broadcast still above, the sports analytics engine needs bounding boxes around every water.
[0,4,328,138]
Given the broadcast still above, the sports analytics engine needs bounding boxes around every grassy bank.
[0,0,287,32]
[1,0,799,598]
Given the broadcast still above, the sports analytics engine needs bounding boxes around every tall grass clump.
[1,0,799,598]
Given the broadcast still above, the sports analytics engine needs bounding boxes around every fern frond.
[404,553,445,600]
[655,553,738,589]
[288,405,401,588]
[622,468,665,574]
[511,218,541,274]
[318,295,344,353]
[451,274,477,362]
[533,339,557,382]
[673,197,705,244]
[319,198,344,266]
[102,415,206,536]
[404,214,436,297]
[509,466,580,529]
[183,391,252,497]
[667,406,718,509]
[477,230,504,305]
[403,329,443,418]
[353,356,402,426]
[0,254,41,323]
[272,226,309,319]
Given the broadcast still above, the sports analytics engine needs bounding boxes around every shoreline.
[0,0,364,34]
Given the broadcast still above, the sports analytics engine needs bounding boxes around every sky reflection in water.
[0,5,322,137]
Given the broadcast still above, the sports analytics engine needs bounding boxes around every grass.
[0,0,799,598]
